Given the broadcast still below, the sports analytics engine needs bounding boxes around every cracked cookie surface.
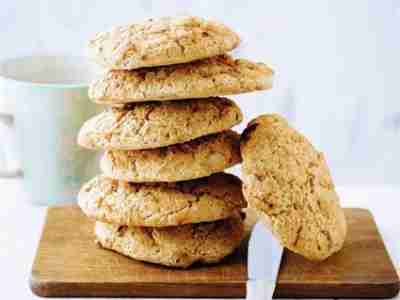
[77,97,242,150]
[89,55,273,104]
[88,16,240,70]
[240,114,347,261]
[101,130,241,182]
[95,214,245,268]
[78,173,246,227]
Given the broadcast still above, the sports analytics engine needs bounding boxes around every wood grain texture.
[30,205,399,298]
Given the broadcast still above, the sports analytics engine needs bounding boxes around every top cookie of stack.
[77,16,273,268]
[89,15,252,70]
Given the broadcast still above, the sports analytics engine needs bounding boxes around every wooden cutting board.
[30,205,399,298]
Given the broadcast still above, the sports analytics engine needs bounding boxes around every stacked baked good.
[77,16,274,268]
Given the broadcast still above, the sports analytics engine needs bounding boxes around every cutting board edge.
[29,277,245,298]
[275,281,400,299]
[30,276,400,298]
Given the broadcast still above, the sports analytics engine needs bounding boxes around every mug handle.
[0,112,23,178]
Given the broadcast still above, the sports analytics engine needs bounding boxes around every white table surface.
[0,178,398,300]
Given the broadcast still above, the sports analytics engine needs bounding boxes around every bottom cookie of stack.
[95,215,245,268]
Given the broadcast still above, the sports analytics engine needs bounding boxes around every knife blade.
[246,221,284,300]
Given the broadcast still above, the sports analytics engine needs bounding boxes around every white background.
[1,0,400,185]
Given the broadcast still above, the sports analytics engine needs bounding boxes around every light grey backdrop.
[1,0,399,185]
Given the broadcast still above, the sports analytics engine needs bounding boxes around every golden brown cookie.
[78,173,246,227]
[77,97,242,150]
[100,130,241,182]
[95,216,245,268]
[89,55,273,104]
[240,114,347,261]
[95,215,244,268]
[88,16,240,70]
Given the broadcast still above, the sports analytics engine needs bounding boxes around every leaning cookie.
[101,130,241,182]
[78,173,246,227]
[77,97,242,150]
[95,215,245,268]
[88,16,240,70]
[240,114,347,261]
[89,55,273,104]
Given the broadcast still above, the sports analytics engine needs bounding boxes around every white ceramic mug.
[0,55,99,205]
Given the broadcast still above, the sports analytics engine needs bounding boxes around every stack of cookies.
[77,16,274,268]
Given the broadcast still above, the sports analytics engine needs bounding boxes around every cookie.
[89,55,273,104]
[100,130,241,182]
[240,114,347,261]
[78,173,246,227]
[95,214,244,268]
[88,16,240,70]
[95,215,244,268]
[77,97,242,150]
